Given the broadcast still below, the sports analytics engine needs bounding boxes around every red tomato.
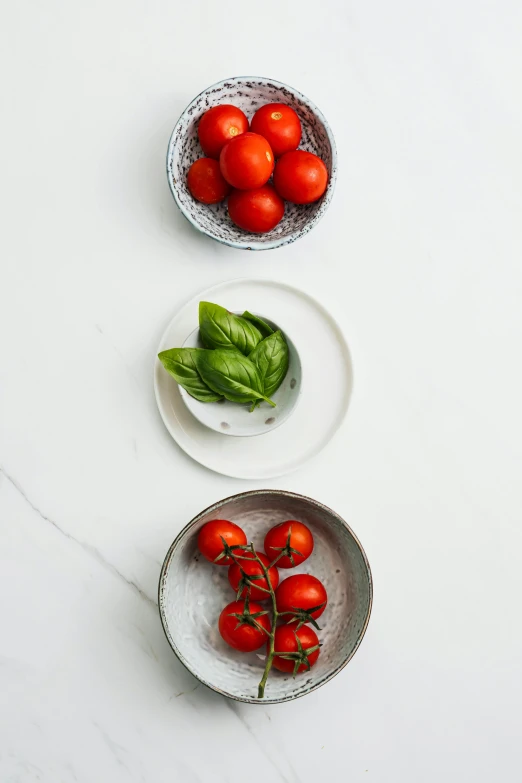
[198,105,249,159]
[228,551,279,601]
[264,520,313,568]
[187,158,231,204]
[271,625,320,673]
[275,574,327,620]
[228,185,284,233]
[250,103,301,158]
[219,600,271,652]
[273,150,328,204]
[197,519,247,565]
[220,132,274,190]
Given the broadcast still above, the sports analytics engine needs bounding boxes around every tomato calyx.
[267,526,303,567]
[227,542,274,599]
[213,535,248,565]
[279,602,326,631]
[234,568,272,600]
[235,572,271,600]
[274,632,322,678]
[228,594,271,637]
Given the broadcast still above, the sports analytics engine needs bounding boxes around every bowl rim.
[178,311,303,438]
[158,489,373,705]
[166,75,338,251]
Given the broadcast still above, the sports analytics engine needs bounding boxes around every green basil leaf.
[195,349,276,408]
[248,331,289,397]
[199,302,263,355]
[158,348,223,402]
[241,311,274,338]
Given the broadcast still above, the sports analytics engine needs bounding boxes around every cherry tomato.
[219,132,274,190]
[228,550,279,601]
[271,624,320,673]
[228,185,284,233]
[273,150,328,204]
[250,103,301,158]
[275,574,327,621]
[198,105,249,159]
[187,158,231,204]
[264,520,313,568]
[219,599,271,652]
[197,519,247,565]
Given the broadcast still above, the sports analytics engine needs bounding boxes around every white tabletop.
[1,1,522,781]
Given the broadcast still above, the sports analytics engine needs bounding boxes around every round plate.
[154,279,353,479]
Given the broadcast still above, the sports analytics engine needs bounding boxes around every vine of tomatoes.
[197,517,328,698]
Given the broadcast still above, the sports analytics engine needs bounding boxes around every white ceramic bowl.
[158,490,373,704]
[166,76,337,250]
[179,315,302,437]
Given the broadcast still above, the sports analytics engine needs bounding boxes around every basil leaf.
[241,311,274,338]
[249,331,289,397]
[158,348,223,402]
[199,302,263,355]
[195,349,276,408]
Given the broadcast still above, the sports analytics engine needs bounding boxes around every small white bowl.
[179,315,302,437]
[166,76,337,251]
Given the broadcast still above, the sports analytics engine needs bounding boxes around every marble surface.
[1,1,522,780]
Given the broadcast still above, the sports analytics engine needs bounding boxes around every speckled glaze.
[179,314,302,437]
[166,77,337,250]
[158,490,372,704]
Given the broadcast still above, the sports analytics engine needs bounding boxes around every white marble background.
[1,1,522,780]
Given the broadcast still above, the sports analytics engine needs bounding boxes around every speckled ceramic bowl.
[167,77,337,250]
[179,314,302,437]
[158,490,372,704]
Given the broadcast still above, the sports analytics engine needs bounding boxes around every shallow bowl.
[158,490,373,704]
[166,76,337,250]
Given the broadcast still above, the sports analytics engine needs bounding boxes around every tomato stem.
[255,550,278,699]
[228,545,285,699]
[253,547,285,699]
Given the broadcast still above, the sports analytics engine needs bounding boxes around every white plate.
[154,279,353,479]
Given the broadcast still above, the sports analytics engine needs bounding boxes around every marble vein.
[170,683,200,700]
[93,722,147,781]
[0,466,157,609]
[95,323,143,390]
[224,700,296,783]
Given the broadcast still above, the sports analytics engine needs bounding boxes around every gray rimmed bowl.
[166,76,337,251]
[179,314,302,437]
[158,490,372,704]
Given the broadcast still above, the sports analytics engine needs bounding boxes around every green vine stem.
[227,543,284,699]
[253,546,281,698]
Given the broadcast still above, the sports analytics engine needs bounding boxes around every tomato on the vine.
[228,185,284,233]
[273,150,328,204]
[219,132,274,190]
[228,551,279,601]
[187,158,231,204]
[275,574,327,620]
[219,600,271,652]
[271,624,320,673]
[197,519,247,565]
[198,105,249,159]
[250,103,301,158]
[264,520,314,568]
